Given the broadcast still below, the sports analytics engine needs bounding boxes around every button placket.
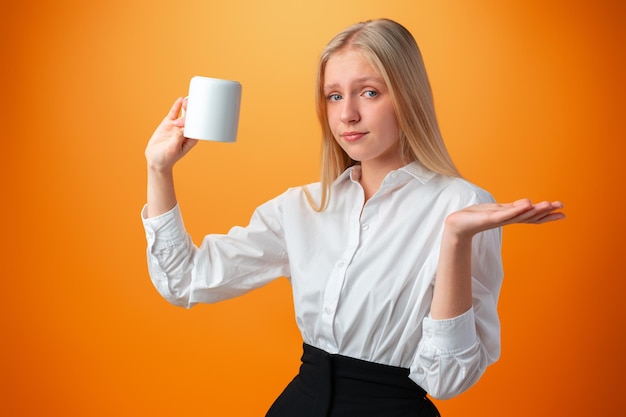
[319,257,348,348]
[319,202,362,349]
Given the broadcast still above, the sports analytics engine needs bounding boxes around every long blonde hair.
[308,18,460,211]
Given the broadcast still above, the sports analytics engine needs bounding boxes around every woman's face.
[323,49,403,172]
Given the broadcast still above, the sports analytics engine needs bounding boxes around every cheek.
[381,109,400,138]
[326,111,340,138]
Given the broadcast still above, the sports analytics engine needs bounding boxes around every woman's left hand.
[445,199,565,239]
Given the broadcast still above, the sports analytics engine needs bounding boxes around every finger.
[166,97,184,121]
[173,111,186,128]
[181,137,199,155]
[535,212,566,224]
[497,204,550,225]
[528,200,563,213]
[518,201,553,217]
[522,211,566,224]
[519,205,565,224]
[498,199,534,218]
[498,199,533,217]
[550,201,564,210]
[512,198,533,208]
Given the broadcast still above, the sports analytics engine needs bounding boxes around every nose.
[340,96,360,124]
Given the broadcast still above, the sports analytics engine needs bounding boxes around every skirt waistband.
[265,343,438,416]
[300,343,427,398]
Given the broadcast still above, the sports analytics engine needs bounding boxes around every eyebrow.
[323,76,386,92]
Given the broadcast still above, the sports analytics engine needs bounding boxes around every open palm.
[445,199,565,239]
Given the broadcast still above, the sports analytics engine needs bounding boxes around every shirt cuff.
[141,203,187,244]
[422,308,477,354]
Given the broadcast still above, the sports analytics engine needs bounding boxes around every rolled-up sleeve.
[141,197,290,308]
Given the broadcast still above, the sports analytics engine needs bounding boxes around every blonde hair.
[306,18,461,211]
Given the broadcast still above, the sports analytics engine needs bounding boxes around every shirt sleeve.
[141,196,291,309]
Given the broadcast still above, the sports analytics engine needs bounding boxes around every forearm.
[146,166,177,218]
[430,229,473,320]
[413,227,503,398]
[142,193,291,309]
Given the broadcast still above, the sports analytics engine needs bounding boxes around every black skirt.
[265,343,440,417]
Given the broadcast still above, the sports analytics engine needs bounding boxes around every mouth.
[341,131,367,142]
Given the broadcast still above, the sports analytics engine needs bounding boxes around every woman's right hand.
[145,97,198,173]
[144,97,198,218]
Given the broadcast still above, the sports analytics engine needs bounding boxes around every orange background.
[2,0,624,415]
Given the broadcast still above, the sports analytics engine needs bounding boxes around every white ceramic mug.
[183,76,242,142]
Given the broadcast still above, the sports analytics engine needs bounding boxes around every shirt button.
[361,223,369,231]
[416,367,424,374]
[324,307,333,315]
[337,261,345,268]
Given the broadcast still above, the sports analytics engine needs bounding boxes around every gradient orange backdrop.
[2,0,624,415]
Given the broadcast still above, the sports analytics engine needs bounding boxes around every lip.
[342,131,367,142]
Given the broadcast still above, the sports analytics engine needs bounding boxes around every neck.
[359,160,404,201]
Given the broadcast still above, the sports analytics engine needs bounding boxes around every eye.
[327,93,342,102]
[363,90,378,98]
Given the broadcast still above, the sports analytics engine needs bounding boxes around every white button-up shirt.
[142,162,503,399]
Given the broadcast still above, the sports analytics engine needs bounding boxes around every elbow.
[147,241,196,309]
[150,273,194,309]
[412,346,492,400]
[164,295,195,309]
[427,363,485,400]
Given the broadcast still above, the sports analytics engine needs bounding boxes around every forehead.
[323,49,383,88]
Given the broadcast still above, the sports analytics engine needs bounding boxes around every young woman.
[142,19,564,417]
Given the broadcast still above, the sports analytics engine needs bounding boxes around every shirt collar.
[398,161,437,184]
[336,161,437,185]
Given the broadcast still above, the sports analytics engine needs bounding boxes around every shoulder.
[401,162,494,207]
[261,182,323,210]
[427,175,496,208]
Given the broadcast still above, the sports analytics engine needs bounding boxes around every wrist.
[147,163,173,177]
[441,223,474,247]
